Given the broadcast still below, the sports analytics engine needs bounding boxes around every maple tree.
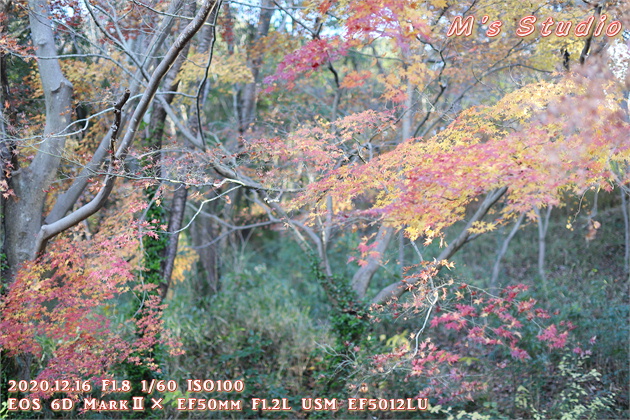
[0,0,628,417]
[244,0,630,305]
[0,194,183,399]
[0,0,222,397]
[237,0,628,413]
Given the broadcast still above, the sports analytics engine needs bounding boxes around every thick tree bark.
[5,0,73,274]
[5,0,220,276]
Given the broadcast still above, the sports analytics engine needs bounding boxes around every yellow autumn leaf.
[429,0,447,8]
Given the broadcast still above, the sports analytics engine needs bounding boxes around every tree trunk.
[534,206,552,293]
[5,0,73,274]
[160,186,188,298]
[141,26,190,295]
[191,209,220,297]
[0,5,15,280]
[238,0,273,134]
[351,226,394,298]
[621,187,629,278]
[490,212,525,290]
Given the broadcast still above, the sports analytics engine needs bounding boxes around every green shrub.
[162,265,332,418]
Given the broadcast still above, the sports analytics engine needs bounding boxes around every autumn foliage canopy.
[0,0,628,417]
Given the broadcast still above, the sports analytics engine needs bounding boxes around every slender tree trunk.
[401,70,414,141]
[191,210,220,296]
[351,226,394,298]
[534,206,552,293]
[181,1,223,296]
[351,66,414,298]
[160,186,188,298]
[0,105,7,277]
[238,0,273,134]
[140,24,190,293]
[398,231,405,278]
[490,212,525,290]
[621,187,629,278]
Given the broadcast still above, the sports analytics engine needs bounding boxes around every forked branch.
[32,0,219,257]
[371,186,508,305]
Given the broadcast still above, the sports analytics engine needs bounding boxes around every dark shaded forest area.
[0,0,628,418]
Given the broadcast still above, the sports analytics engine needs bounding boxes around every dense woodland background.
[0,0,629,418]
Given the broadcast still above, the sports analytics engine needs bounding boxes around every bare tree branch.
[33,0,220,257]
[351,225,395,298]
[372,187,508,305]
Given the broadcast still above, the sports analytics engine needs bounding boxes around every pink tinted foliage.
[264,37,348,91]
[370,283,574,403]
[537,324,569,349]
[510,346,531,361]
[344,0,431,49]
[0,231,183,399]
[247,110,391,180]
